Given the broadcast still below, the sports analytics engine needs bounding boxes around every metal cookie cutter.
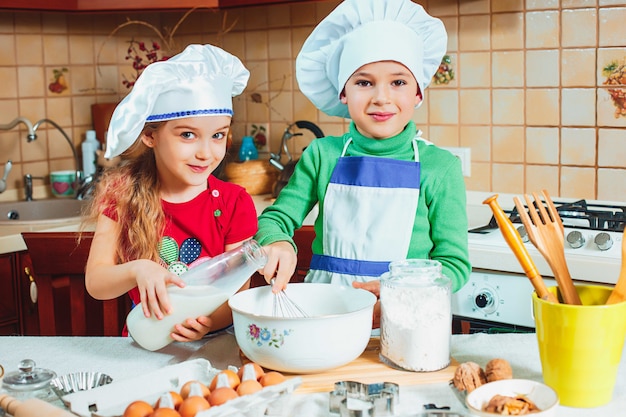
[329,381,399,417]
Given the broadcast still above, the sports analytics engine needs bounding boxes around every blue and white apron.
[307,134,422,284]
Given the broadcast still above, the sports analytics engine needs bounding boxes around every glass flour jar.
[379,259,451,372]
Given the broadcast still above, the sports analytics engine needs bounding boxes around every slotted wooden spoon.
[606,230,626,304]
[513,190,582,305]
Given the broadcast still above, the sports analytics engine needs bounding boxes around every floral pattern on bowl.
[247,323,293,348]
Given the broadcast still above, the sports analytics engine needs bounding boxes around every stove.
[452,194,624,333]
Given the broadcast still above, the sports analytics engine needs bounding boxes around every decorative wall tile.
[597,88,626,126]
[561,127,596,166]
[562,9,597,47]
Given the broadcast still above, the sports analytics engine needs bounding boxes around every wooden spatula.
[606,231,626,304]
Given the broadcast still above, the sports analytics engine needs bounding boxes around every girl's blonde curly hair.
[81,123,165,264]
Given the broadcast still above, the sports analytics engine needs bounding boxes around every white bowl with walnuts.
[450,359,558,416]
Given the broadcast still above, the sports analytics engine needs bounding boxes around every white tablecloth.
[1,331,624,416]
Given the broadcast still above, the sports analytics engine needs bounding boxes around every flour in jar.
[380,280,451,372]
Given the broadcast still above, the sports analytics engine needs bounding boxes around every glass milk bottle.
[379,259,451,371]
[126,240,267,351]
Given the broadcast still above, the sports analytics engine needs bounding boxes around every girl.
[83,44,256,343]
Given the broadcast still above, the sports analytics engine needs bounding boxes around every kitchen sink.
[0,199,89,225]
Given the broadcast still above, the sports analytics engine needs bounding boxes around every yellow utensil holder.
[533,285,626,408]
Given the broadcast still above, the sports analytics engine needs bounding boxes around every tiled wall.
[0,0,625,201]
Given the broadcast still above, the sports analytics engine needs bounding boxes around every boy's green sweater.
[255,121,470,292]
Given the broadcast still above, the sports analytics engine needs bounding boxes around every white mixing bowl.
[228,283,377,374]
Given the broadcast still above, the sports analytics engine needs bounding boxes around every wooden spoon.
[606,231,626,304]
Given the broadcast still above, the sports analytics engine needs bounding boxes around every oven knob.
[475,292,493,309]
[594,232,613,251]
[516,225,529,243]
[566,231,585,249]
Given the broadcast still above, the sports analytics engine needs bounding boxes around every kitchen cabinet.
[0,252,19,335]
[0,0,311,12]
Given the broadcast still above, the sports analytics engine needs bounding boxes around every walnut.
[484,394,540,415]
[485,358,513,382]
[452,361,487,393]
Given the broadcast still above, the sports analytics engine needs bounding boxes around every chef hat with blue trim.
[105,44,250,158]
[296,0,447,119]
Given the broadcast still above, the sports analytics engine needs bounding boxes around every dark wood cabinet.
[0,252,19,335]
[0,0,311,12]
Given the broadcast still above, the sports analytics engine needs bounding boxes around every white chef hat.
[105,44,250,158]
[296,0,447,119]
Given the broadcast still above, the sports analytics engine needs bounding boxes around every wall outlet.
[248,123,269,153]
[442,146,471,177]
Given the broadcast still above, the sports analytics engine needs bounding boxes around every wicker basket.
[223,160,280,195]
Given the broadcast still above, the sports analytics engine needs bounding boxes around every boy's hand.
[260,241,297,292]
[133,259,185,320]
[171,315,212,342]
[352,280,381,328]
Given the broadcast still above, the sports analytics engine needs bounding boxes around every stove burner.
[471,199,626,234]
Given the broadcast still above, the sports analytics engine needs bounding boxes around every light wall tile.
[429,125,459,147]
[526,11,560,49]
[94,64,119,94]
[412,103,428,126]
[562,9,597,47]
[562,88,596,126]
[292,93,318,122]
[268,29,291,60]
[43,35,68,66]
[560,167,596,199]
[16,34,43,65]
[269,90,293,123]
[268,58,294,92]
[491,12,523,50]
[492,89,525,125]
[459,52,490,87]
[598,128,626,167]
[492,0,524,12]
[563,0,597,7]
[221,32,245,60]
[69,66,95,95]
[68,35,94,65]
[45,97,72,126]
[0,68,18,99]
[526,50,559,87]
[428,2,458,17]
[0,13,14,34]
[440,17,458,52]
[290,2,318,26]
[526,165,559,194]
[17,66,45,98]
[460,0,489,14]
[267,4,291,28]
[492,163,524,193]
[429,89,459,125]
[599,7,626,47]
[526,127,559,164]
[492,51,524,88]
[597,168,626,200]
[0,131,21,164]
[493,126,525,163]
[246,61,269,92]
[459,15,490,51]
[14,13,41,34]
[41,13,66,34]
[562,49,596,87]
[526,89,560,125]
[465,161,490,190]
[72,95,94,126]
[244,30,268,61]
[526,0,559,9]
[0,34,16,66]
[18,97,45,126]
[561,127,596,166]
[460,89,490,125]
[460,125,490,162]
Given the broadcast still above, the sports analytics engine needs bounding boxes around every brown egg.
[236,379,264,396]
[150,408,181,417]
[259,371,286,387]
[208,386,239,406]
[237,362,265,381]
[209,369,240,390]
[178,395,210,417]
[179,380,210,400]
[155,392,183,410]
[123,400,154,417]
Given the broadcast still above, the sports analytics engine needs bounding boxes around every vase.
[238,136,258,161]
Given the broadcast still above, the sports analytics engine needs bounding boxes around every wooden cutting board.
[288,339,458,393]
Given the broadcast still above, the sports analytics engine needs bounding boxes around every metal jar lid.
[3,359,57,391]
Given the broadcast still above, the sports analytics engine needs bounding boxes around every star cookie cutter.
[329,381,399,416]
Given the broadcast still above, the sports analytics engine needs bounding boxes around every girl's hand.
[352,280,381,328]
[260,241,297,292]
[171,315,212,342]
[133,259,186,320]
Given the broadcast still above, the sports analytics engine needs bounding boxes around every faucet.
[23,173,46,201]
[0,117,37,141]
[0,160,12,193]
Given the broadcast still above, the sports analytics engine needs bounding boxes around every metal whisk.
[270,279,308,318]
